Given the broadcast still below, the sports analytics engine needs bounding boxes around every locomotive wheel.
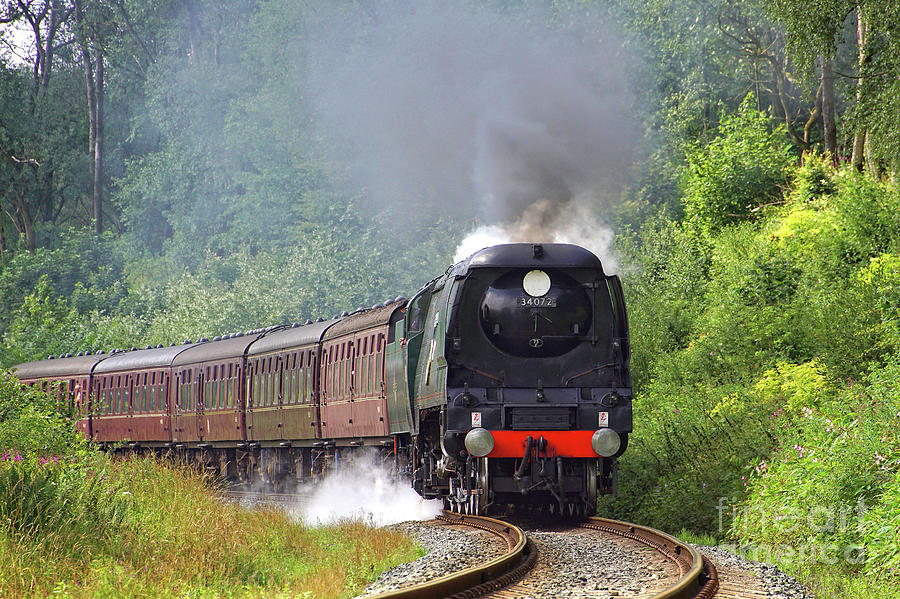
[585,459,598,517]
[468,458,489,515]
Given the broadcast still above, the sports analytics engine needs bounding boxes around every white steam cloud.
[453,203,617,271]
[296,451,442,527]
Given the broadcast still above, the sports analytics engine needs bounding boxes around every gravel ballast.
[356,520,681,599]
[357,519,819,599]
[355,520,509,597]
[698,544,817,599]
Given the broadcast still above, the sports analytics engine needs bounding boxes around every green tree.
[683,94,795,234]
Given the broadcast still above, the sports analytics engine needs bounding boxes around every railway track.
[223,490,717,599]
[579,517,717,599]
[469,515,717,599]
[366,512,535,599]
[361,511,717,599]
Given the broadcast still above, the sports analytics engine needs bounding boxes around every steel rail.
[367,511,536,599]
[582,517,719,599]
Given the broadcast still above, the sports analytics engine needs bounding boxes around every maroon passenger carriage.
[12,301,407,487]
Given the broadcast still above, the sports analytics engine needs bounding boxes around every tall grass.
[0,372,421,598]
[0,454,420,598]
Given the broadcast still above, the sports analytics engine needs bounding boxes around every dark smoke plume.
[305,1,636,266]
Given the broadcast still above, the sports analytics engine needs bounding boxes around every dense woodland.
[2,1,900,597]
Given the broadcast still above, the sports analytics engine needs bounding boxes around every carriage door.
[277,354,286,440]
[246,359,257,441]
[125,373,134,438]
[197,368,205,441]
[174,370,187,442]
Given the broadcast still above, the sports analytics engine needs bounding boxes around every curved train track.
[578,517,718,599]
[368,512,535,599]
[225,490,717,599]
[367,512,717,599]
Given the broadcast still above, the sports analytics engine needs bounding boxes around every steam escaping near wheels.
[294,450,442,526]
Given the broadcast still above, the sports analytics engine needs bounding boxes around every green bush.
[682,94,795,235]
[733,357,900,578]
[603,378,778,534]
[0,227,128,337]
[612,157,900,563]
[0,277,150,368]
[0,371,81,454]
[0,370,129,557]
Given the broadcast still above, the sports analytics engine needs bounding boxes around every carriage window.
[180,378,190,411]
[271,370,278,405]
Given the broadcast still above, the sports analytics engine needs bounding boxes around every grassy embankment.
[0,373,420,599]
[608,146,900,598]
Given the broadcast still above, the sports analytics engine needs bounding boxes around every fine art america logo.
[715,497,869,565]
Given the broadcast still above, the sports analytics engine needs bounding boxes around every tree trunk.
[821,58,837,165]
[767,55,804,148]
[93,57,104,235]
[81,46,98,230]
[9,190,36,252]
[804,80,823,146]
[76,0,104,234]
[865,131,880,177]
[40,3,54,91]
[851,6,867,171]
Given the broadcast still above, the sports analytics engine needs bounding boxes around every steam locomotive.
[14,243,632,516]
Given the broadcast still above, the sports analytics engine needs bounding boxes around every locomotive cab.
[406,243,632,516]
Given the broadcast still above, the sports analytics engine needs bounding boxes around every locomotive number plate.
[517,296,557,307]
